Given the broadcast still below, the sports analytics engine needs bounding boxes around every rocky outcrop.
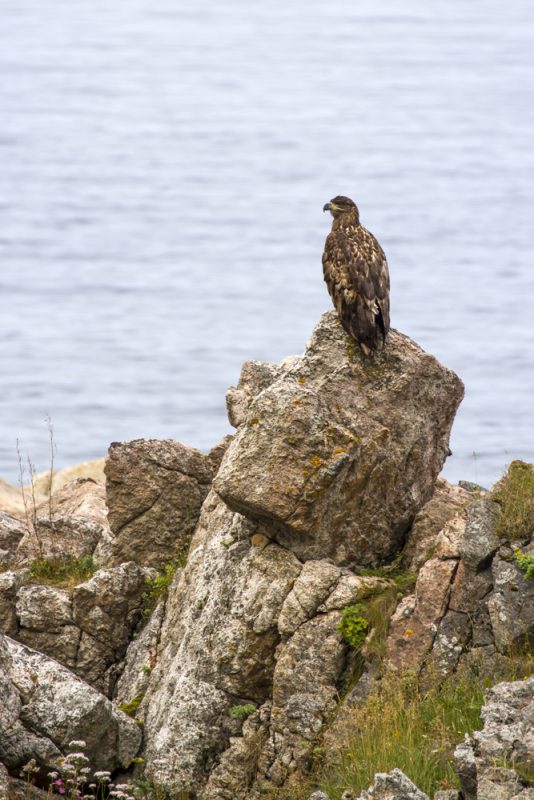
[16,479,111,565]
[140,491,390,797]
[0,633,140,774]
[0,512,26,569]
[114,601,166,709]
[105,438,224,568]
[387,493,534,676]
[215,312,464,566]
[4,563,153,696]
[455,677,534,800]
[356,768,430,799]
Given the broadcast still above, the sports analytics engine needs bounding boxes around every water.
[1,0,533,489]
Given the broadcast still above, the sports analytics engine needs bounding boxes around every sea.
[1,0,533,489]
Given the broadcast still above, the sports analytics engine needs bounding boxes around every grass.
[142,548,189,617]
[492,460,534,540]
[28,554,97,587]
[315,654,534,800]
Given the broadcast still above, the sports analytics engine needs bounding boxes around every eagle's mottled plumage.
[322,196,390,356]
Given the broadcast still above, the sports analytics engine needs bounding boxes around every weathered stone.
[141,492,302,796]
[458,499,501,571]
[72,562,154,692]
[226,360,289,428]
[278,560,341,637]
[105,438,216,568]
[1,571,29,637]
[17,627,81,670]
[257,612,347,787]
[0,762,9,800]
[16,585,72,631]
[455,678,534,800]
[357,768,430,799]
[0,512,26,568]
[487,552,534,653]
[0,633,140,772]
[16,479,110,564]
[387,558,457,671]
[433,791,461,800]
[215,312,463,566]
[308,792,330,800]
[401,478,471,572]
[114,601,166,709]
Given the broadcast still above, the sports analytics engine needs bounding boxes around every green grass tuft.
[28,554,97,587]
[231,703,257,719]
[337,605,369,649]
[492,460,534,540]
[513,547,534,580]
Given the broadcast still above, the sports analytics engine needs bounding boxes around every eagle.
[322,196,390,356]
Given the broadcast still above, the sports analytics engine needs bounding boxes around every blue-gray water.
[1,0,533,489]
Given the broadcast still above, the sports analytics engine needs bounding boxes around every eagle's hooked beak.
[323,202,332,213]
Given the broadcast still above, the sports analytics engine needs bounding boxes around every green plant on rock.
[492,460,534,540]
[231,703,256,719]
[142,548,188,617]
[513,547,534,580]
[118,694,144,718]
[29,554,97,586]
[337,604,369,649]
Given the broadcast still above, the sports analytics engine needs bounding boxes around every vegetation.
[118,694,144,718]
[513,546,534,580]
[337,604,368,649]
[315,654,534,800]
[492,460,534,539]
[142,548,189,617]
[231,703,257,719]
[29,554,97,587]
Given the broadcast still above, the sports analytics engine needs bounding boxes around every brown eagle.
[322,196,390,356]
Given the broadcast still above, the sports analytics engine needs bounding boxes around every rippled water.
[1,0,533,488]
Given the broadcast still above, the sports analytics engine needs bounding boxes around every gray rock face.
[16,479,110,565]
[0,633,140,773]
[114,600,166,709]
[215,312,464,566]
[0,512,26,569]
[226,359,291,428]
[454,677,534,800]
[357,768,430,799]
[458,499,501,570]
[141,490,389,798]
[105,438,218,568]
[488,550,534,653]
[4,563,153,695]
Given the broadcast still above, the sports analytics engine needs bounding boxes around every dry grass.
[492,460,534,540]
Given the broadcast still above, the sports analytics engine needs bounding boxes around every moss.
[118,694,143,717]
[492,461,534,540]
[28,555,97,588]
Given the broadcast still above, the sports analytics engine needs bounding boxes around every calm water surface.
[1,0,533,488]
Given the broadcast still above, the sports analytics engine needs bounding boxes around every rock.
[0,571,28,637]
[487,550,534,653]
[114,601,166,710]
[15,585,79,670]
[433,791,461,800]
[0,762,9,800]
[454,677,534,800]
[458,499,501,571]
[226,359,296,428]
[141,492,302,795]
[72,562,155,693]
[0,633,140,772]
[401,478,471,572]
[16,479,111,565]
[357,768,430,799]
[386,558,457,671]
[215,312,464,566]
[0,512,26,569]
[308,792,331,800]
[105,439,217,568]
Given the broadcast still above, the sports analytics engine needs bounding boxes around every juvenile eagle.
[322,196,390,356]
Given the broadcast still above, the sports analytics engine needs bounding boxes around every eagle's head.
[323,196,359,222]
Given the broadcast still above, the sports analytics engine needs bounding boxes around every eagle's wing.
[322,227,390,351]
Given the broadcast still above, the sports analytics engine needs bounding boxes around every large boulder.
[105,438,225,568]
[0,634,140,773]
[455,677,534,800]
[214,312,464,566]
[16,479,111,565]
